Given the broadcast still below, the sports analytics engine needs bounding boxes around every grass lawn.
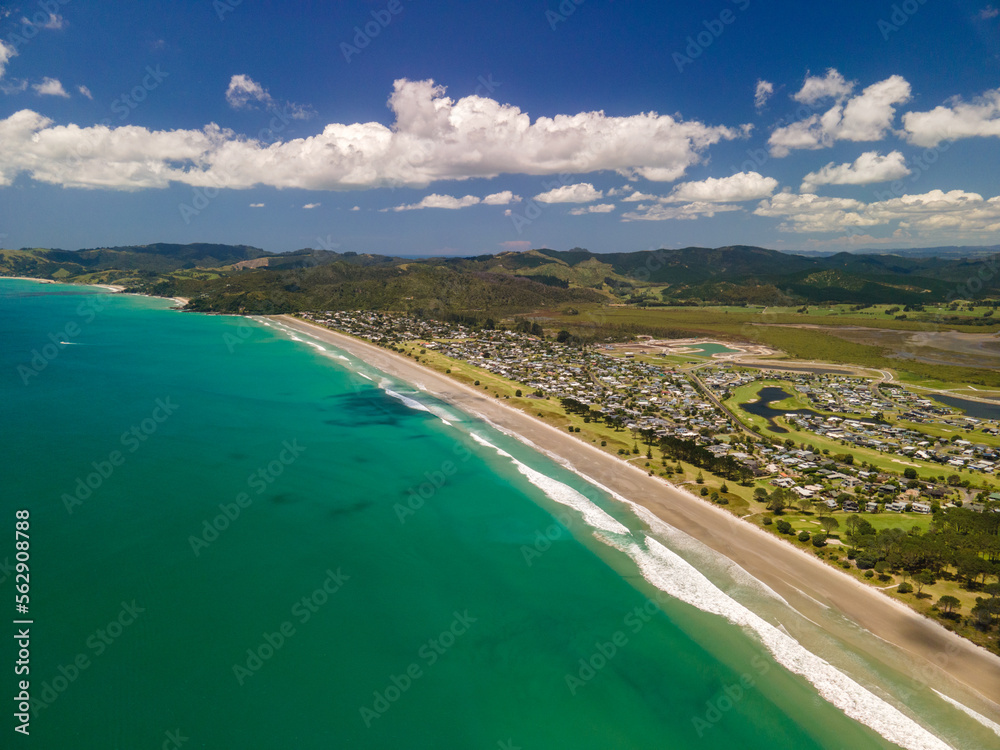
[720,386,993,487]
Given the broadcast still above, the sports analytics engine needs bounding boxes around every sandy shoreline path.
[277,315,1000,724]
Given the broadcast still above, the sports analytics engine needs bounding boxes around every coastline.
[277,314,1000,725]
[0,275,189,305]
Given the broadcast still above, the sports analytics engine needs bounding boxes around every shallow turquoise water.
[0,280,986,749]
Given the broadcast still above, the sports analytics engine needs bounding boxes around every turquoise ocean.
[1,279,996,749]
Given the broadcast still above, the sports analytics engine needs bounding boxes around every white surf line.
[468,432,630,536]
[263,319,359,367]
[469,411,791,607]
[932,690,1000,738]
[382,386,432,413]
[372,378,459,428]
[617,535,953,750]
[462,412,953,749]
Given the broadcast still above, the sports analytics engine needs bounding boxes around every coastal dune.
[277,315,1000,726]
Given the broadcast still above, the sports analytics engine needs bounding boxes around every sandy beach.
[4,275,56,283]
[278,314,1000,725]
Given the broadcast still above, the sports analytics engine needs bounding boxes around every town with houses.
[298,311,1000,518]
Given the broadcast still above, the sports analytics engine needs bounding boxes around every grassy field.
[540,304,1000,388]
[722,380,996,487]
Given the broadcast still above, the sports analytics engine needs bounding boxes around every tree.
[754,487,768,501]
[556,330,571,343]
[935,595,961,616]
[767,489,788,515]
[845,515,874,547]
[695,472,704,485]
[903,467,918,480]
[819,517,840,535]
[913,571,936,595]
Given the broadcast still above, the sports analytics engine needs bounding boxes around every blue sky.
[0,0,999,256]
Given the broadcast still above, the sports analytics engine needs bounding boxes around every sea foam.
[932,689,1000,739]
[469,433,630,536]
[611,535,952,750]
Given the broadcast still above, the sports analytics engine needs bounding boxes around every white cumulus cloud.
[792,69,854,105]
[0,78,746,192]
[800,151,911,192]
[77,85,93,100]
[770,75,911,156]
[568,203,615,215]
[755,80,774,111]
[755,188,1000,235]
[226,74,274,109]
[664,172,778,203]
[622,190,657,202]
[391,193,482,211]
[303,202,320,209]
[534,182,603,203]
[225,74,313,119]
[902,87,1000,147]
[622,201,743,222]
[0,40,16,81]
[32,77,69,97]
[482,190,521,205]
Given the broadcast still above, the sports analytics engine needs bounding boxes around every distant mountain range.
[2,242,998,313]
[799,245,1000,259]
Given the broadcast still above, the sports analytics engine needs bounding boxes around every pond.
[738,386,879,434]
[688,342,740,356]
[930,393,1000,420]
